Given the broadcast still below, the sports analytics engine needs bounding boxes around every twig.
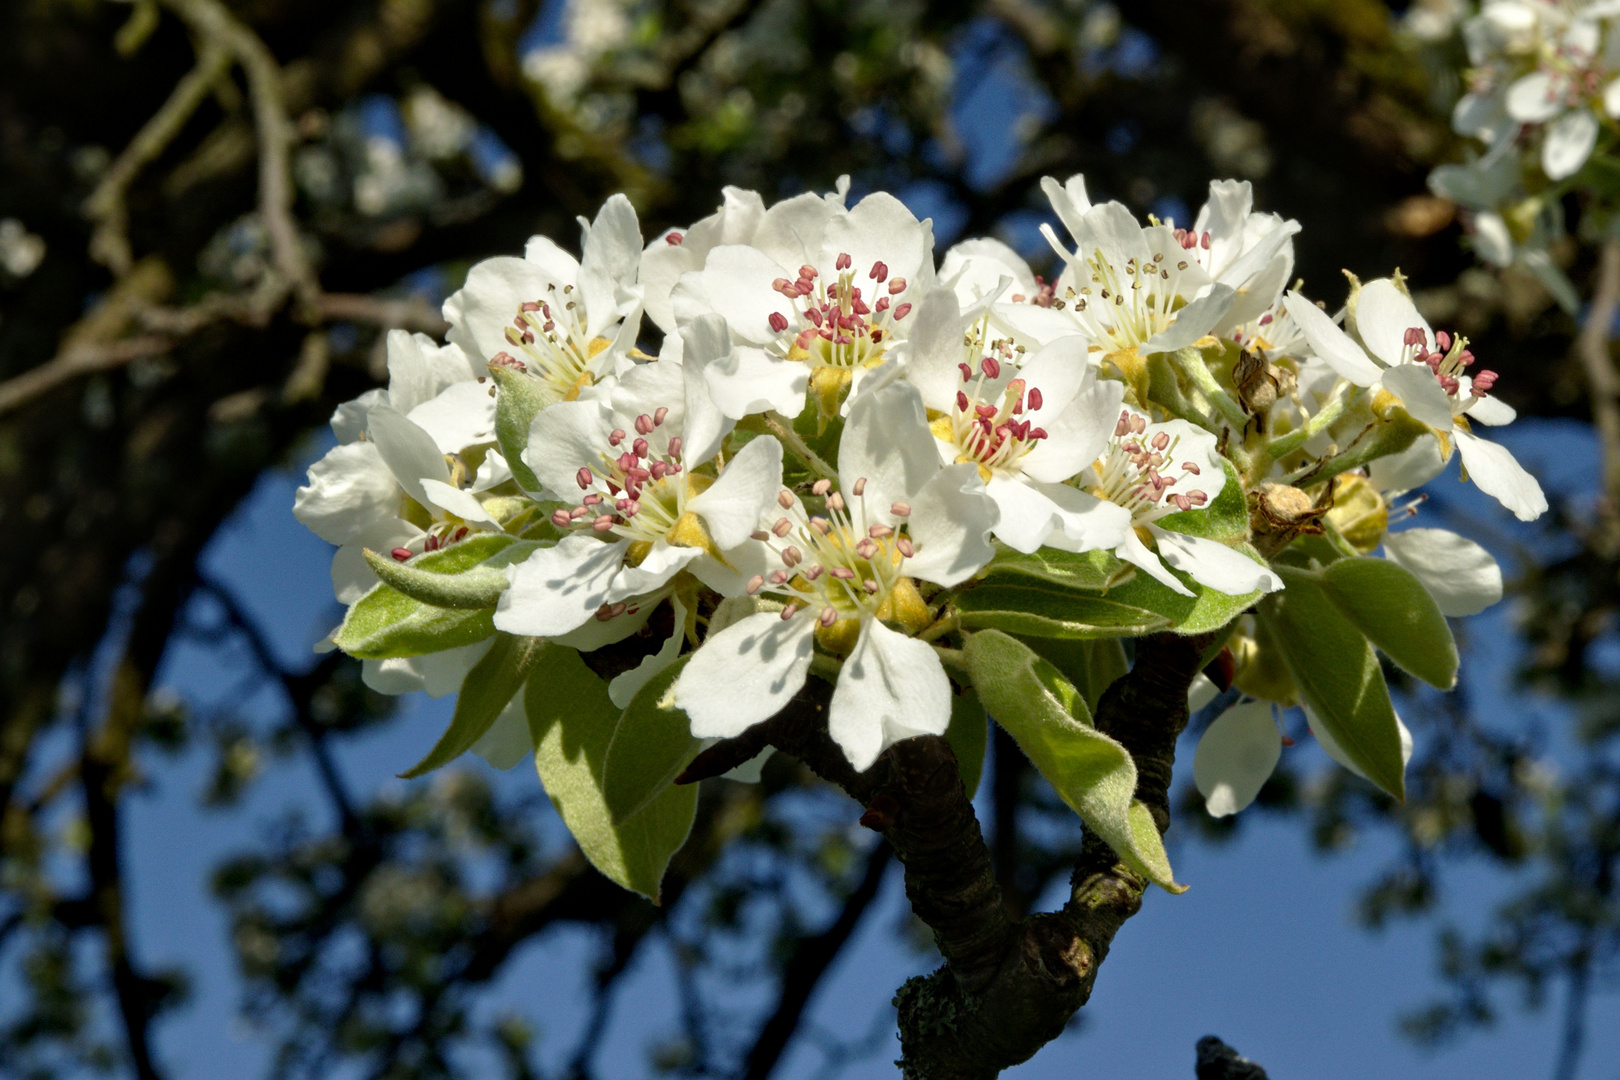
[1577,235,1620,515]
[0,337,172,417]
[83,42,232,276]
[160,0,319,309]
[315,293,450,337]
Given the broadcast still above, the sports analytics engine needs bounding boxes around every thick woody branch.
[726,631,1210,1079]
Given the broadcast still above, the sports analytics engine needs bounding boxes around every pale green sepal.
[945,688,988,799]
[601,656,699,824]
[399,633,546,778]
[363,548,511,610]
[1260,565,1406,800]
[490,364,548,492]
[963,630,1184,892]
[527,646,697,902]
[335,536,537,659]
[1317,557,1458,690]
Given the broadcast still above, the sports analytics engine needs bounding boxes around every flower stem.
[1171,346,1248,432]
[1263,383,1356,465]
[761,411,837,480]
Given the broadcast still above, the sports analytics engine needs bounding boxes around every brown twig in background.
[1578,235,1620,515]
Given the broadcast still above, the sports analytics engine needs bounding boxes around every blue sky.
[107,418,1619,1080]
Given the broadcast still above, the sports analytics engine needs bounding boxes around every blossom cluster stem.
[759,411,837,480]
[1171,346,1249,432]
[1262,382,1356,467]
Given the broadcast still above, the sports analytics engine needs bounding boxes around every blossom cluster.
[1414,0,1620,305]
[294,173,1545,891]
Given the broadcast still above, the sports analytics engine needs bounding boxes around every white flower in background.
[1285,278,1548,521]
[672,380,998,771]
[294,332,499,602]
[494,358,783,639]
[443,195,644,405]
[901,289,1127,551]
[676,190,934,417]
[1193,699,1283,817]
[1056,406,1284,598]
[1498,13,1618,179]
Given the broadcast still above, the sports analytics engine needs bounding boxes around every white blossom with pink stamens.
[672,380,998,771]
[1286,277,1548,521]
[1053,407,1284,598]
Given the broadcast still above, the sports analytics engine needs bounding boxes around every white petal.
[675,612,815,737]
[985,474,1066,553]
[1504,70,1565,122]
[698,244,795,345]
[331,388,385,443]
[1041,485,1134,553]
[902,287,969,410]
[1040,174,1094,246]
[471,692,534,770]
[606,543,700,604]
[1188,672,1220,713]
[689,435,784,548]
[1283,291,1382,386]
[751,192,835,271]
[578,195,643,340]
[1368,434,1445,494]
[494,534,628,637]
[1013,335,1091,421]
[676,316,734,465]
[1150,528,1283,595]
[1072,201,1152,266]
[294,440,401,544]
[608,594,689,709]
[442,256,552,364]
[639,236,702,335]
[1193,700,1282,817]
[904,463,999,586]
[989,301,1085,349]
[524,399,612,501]
[828,619,951,772]
[1019,376,1125,484]
[940,237,1035,302]
[839,380,941,522]
[704,348,809,420]
[471,449,513,493]
[1464,392,1517,425]
[1604,76,1620,118]
[406,381,497,453]
[331,522,420,603]
[1382,528,1503,616]
[1355,279,1432,367]
[419,480,501,528]
[823,192,931,286]
[1306,705,1413,779]
[1115,529,1195,597]
[553,598,656,650]
[1454,429,1549,521]
[1380,364,1457,429]
[1142,284,1235,353]
[1543,109,1599,180]
[362,640,490,697]
[367,403,452,508]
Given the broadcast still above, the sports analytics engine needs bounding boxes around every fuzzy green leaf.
[955,580,1170,638]
[399,633,546,778]
[1317,556,1458,689]
[979,545,1123,591]
[1259,565,1406,800]
[1153,458,1249,542]
[527,646,696,902]
[489,364,549,492]
[363,549,510,610]
[334,536,536,659]
[964,629,1182,892]
[945,688,988,799]
[601,656,699,824]
[1017,636,1129,716]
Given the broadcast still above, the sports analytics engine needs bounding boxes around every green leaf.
[1317,557,1458,690]
[364,549,510,610]
[334,536,537,659]
[945,689,988,799]
[489,363,549,492]
[955,579,1170,639]
[979,545,1123,591]
[399,633,546,778]
[1259,566,1406,800]
[1017,636,1129,716]
[601,656,699,824]
[1154,457,1249,542]
[1099,549,1263,635]
[527,646,697,902]
[963,630,1183,892]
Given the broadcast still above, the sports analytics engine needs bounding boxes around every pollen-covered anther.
[890,501,911,518]
[812,479,831,496]
[820,606,838,627]
[746,574,765,594]
[772,517,794,537]
[780,603,800,621]
[777,489,795,509]
[576,467,594,490]
[896,537,915,557]
[852,477,867,496]
[869,524,893,538]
